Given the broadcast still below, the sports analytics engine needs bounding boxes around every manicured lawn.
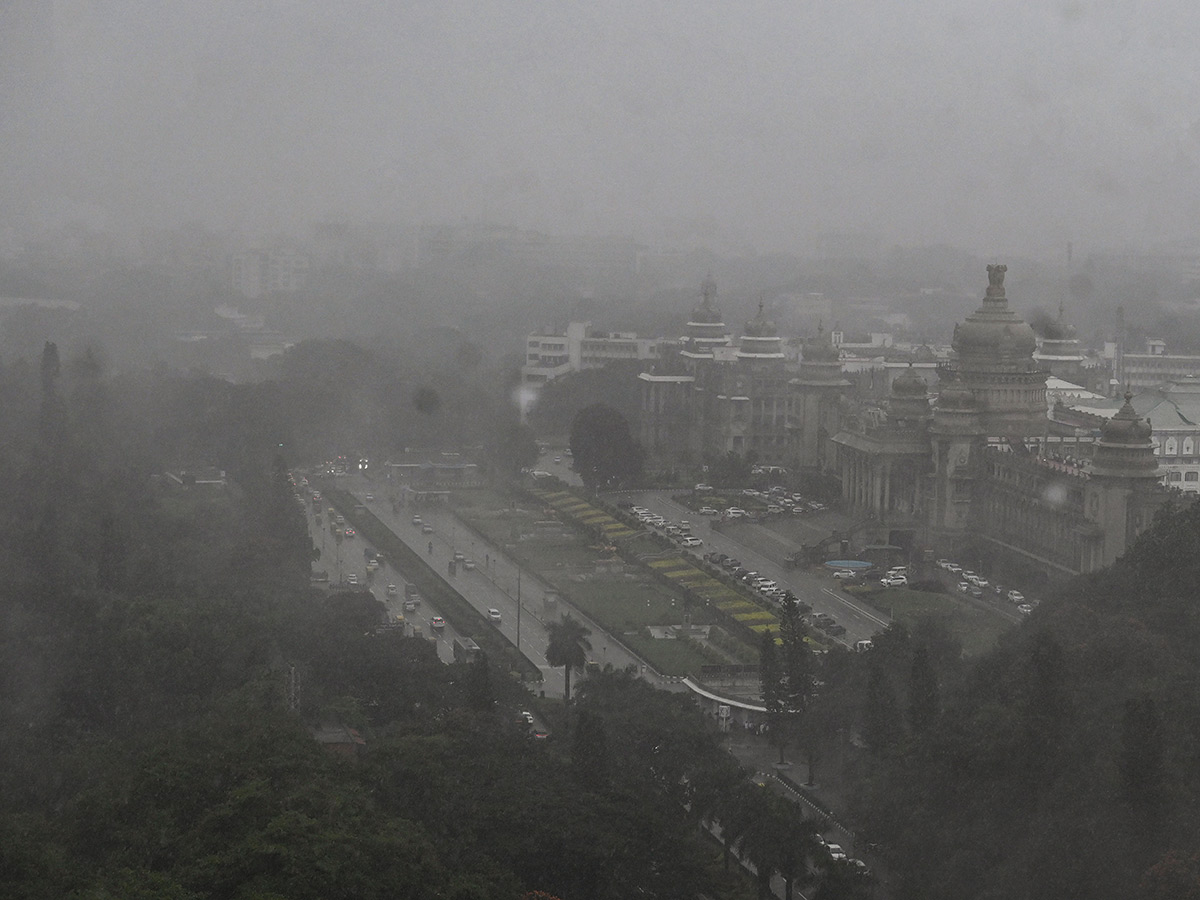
[619,632,713,677]
[855,586,1012,656]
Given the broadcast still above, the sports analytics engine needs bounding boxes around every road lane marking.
[821,587,891,626]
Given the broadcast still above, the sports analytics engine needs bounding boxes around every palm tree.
[545,615,592,718]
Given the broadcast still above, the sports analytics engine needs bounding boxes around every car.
[880,575,907,587]
[364,493,374,501]
[698,506,719,516]
[520,710,535,725]
[826,623,846,636]
[946,563,962,574]
[343,527,355,538]
[723,558,741,570]
[973,576,990,588]
[694,483,714,492]
[430,616,446,630]
[453,551,465,562]
[532,729,550,740]
[936,558,951,569]
[412,515,422,526]
[957,581,972,593]
[680,536,703,547]
[766,504,783,514]
[386,584,398,597]
[1007,590,1025,604]
[833,569,857,580]
[422,524,434,534]
[488,608,502,622]
[741,488,760,497]
[1018,603,1034,615]
[365,558,378,571]
[463,559,476,570]
[631,506,649,515]
[346,574,359,586]
[850,858,872,878]
[827,843,847,860]
[404,599,417,612]
[724,507,747,518]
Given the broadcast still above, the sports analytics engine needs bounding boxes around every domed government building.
[641,265,1167,578]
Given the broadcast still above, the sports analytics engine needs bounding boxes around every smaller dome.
[1100,393,1153,443]
[892,366,928,397]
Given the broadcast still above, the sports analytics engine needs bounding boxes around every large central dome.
[952,264,1038,361]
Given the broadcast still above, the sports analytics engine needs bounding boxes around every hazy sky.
[3,1,1199,256]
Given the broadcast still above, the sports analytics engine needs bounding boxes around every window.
[1169,471,1182,482]
[1165,437,1178,456]
[1185,438,1195,456]
[1186,471,1199,482]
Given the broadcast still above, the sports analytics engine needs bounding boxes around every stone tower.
[1083,392,1166,570]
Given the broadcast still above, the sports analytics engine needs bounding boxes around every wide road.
[304,492,478,665]
[333,474,674,698]
[617,490,893,647]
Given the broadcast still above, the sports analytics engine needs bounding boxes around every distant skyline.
[3,1,1200,259]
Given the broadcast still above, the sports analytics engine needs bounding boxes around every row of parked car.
[630,507,704,547]
[937,559,1038,615]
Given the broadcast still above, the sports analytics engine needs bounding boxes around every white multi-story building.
[231,247,310,299]
[521,321,664,386]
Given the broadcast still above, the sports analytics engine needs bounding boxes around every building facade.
[832,266,1167,578]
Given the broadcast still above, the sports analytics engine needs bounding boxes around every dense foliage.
[0,347,774,899]
[844,499,1200,900]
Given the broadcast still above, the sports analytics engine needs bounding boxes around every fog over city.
[4,1,1200,257]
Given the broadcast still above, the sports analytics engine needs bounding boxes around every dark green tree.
[862,663,903,755]
[545,615,592,718]
[908,646,940,735]
[1120,695,1164,806]
[568,402,643,490]
[759,629,786,762]
[465,650,493,712]
[777,595,814,773]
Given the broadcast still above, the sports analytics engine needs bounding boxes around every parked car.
[698,506,719,516]
[680,536,703,547]
[463,559,476,570]
[880,575,908,587]
[412,515,422,526]
[827,843,847,860]
[1007,590,1025,604]
[488,608,502,622]
[833,569,857,580]
[422,524,435,534]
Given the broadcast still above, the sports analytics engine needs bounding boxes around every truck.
[453,637,482,664]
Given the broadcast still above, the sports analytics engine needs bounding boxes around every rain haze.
[3,0,1200,256]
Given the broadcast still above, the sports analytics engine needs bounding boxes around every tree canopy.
[568,402,643,490]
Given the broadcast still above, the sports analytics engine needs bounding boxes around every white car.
[1007,590,1025,604]
[488,608,502,622]
[833,569,857,580]
[680,536,703,547]
[631,506,649,515]
[698,506,719,516]
[724,507,747,518]
[880,575,908,587]
[826,843,847,861]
